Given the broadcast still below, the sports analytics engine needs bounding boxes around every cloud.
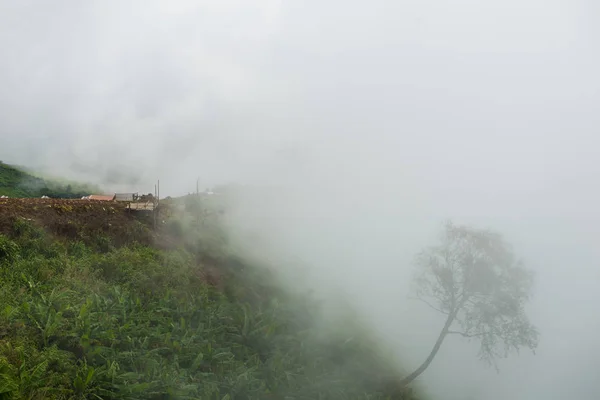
[1,0,600,398]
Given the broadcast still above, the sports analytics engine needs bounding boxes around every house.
[87,194,116,201]
[115,193,137,202]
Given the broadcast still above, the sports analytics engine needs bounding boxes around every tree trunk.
[398,309,456,387]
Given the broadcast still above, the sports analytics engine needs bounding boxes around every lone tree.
[401,221,539,386]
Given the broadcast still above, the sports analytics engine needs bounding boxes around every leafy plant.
[0,192,418,399]
[0,235,19,263]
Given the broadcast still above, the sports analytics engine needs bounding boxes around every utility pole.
[196,177,199,196]
[153,183,157,229]
[156,180,160,227]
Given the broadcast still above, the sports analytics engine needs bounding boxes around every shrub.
[0,210,418,399]
[0,234,19,263]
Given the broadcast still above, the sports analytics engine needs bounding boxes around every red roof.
[88,194,115,201]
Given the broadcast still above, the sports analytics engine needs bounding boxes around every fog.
[1,0,599,398]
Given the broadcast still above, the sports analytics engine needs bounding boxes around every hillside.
[0,185,420,399]
[0,162,99,198]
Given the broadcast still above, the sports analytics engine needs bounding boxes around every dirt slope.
[0,198,154,246]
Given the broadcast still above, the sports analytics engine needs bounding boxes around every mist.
[2,0,600,398]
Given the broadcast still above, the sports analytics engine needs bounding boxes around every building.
[87,194,116,201]
[115,193,138,202]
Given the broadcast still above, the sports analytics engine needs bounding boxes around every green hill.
[0,174,420,399]
[0,161,99,198]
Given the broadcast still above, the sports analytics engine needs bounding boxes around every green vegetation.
[0,199,417,399]
[0,162,99,198]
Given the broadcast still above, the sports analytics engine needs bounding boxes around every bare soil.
[0,198,154,245]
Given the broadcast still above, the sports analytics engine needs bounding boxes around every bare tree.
[401,221,539,386]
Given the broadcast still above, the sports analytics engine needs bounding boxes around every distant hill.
[0,161,100,198]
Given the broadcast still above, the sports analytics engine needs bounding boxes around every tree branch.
[409,296,449,315]
[447,330,486,338]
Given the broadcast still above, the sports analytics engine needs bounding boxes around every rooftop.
[87,194,116,201]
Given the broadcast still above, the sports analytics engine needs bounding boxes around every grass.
[0,199,418,399]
